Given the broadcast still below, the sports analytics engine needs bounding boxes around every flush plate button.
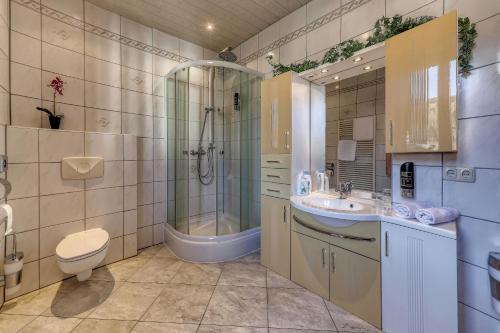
[444,166,475,182]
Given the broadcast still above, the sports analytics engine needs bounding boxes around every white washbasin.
[301,197,365,211]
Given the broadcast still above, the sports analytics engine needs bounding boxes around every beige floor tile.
[218,263,266,287]
[19,316,82,333]
[266,270,301,289]
[132,321,198,333]
[138,244,163,258]
[1,282,77,316]
[0,314,37,333]
[268,288,335,331]
[325,301,381,333]
[170,262,222,285]
[43,280,122,318]
[198,325,268,333]
[269,329,336,333]
[128,257,182,283]
[141,283,214,323]
[88,282,165,320]
[72,319,137,333]
[202,285,267,327]
[235,251,261,264]
[153,246,177,258]
[89,256,149,281]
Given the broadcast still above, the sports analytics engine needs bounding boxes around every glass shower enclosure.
[166,61,262,237]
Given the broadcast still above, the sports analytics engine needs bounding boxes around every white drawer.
[261,167,291,184]
[261,154,291,169]
[261,181,291,199]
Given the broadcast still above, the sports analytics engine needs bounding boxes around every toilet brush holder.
[4,233,24,296]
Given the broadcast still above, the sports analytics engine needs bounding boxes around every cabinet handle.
[293,215,376,242]
[266,189,281,193]
[266,160,281,164]
[385,231,389,257]
[284,130,290,150]
[389,120,393,146]
[331,251,335,273]
[283,205,287,223]
[321,248,326,268]
[266,174,281,178]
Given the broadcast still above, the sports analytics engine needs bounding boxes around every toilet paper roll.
[0,204,13,236]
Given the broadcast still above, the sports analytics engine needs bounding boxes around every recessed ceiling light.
[363,65,372,70]
[353,56,363,62]
[206,24,214,31]
[321,69,328,73]
[333,75,339,80]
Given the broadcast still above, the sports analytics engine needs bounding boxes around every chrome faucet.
[338,181,352,199]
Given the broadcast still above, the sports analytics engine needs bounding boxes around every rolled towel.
[392,201,433,219]
[415,207,459,225]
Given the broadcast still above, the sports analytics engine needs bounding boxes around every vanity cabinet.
[385,11,457,153]
[291,231,330,298]
[261,195,290,278]
[381,222,457,333]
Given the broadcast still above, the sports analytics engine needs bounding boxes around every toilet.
[56,228,110,281]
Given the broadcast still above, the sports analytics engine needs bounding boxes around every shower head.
[218,46,237,62]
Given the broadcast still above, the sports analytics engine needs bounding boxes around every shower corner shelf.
[299,42,385,86]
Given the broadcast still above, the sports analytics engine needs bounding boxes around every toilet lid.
[56,228,110,262]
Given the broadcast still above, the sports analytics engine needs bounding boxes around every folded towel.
[353,116,374,141]
[338,140,356,161]
[393,201,433,219]
[415,207,460,225]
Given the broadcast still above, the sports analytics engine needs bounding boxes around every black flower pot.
[48,115,63,129]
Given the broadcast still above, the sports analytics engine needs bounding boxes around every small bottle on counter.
[297,171,312,196]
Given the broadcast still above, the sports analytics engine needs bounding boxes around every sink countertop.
[290,192,457,240]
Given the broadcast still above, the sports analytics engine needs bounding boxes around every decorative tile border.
[238,0,372,65]
[13,0,191,63]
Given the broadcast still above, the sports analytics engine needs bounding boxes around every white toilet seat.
[56,228,110,281]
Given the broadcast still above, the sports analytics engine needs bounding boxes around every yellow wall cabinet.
[385,11,458,153]
[261,195,291,278]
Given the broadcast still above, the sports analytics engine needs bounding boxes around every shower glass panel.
[166,62,261,237]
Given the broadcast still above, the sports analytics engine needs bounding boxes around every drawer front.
[261,154,291,169]
[261,181,291,199]
[291,207,380,261]
[261,167,291,184]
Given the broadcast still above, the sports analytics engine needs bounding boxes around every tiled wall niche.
[5,127,138,299]
[325,69,389,192]
[236,0,500,331]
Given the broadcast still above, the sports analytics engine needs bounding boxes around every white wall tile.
[470,14,500,69]
[85,160,123,189]
[85,187,123,218]
[403,0,444,18]
[386,0,435,17]
[84,2,120,33]
[153,29,179,55]
[7,163,39,199]
[444,168,500,223]
[85,132,123,161]
[40,191,84,227]
[85,108,121,134]
[137,225,152,249]
[121,17,152,45]
[121,90,153,115]
[279,5,306,37]
[85,81,121,112]
[179,40,203,60]
[42,0,83,20]
[40,162,84,195]
[124,233,137,258]
[11,95,42,128]
[153,56,177,77]
[153,223,163,245]
[11,2,41,39]
[279,35,306,65]
[85,33,121,64]
[445,0,500,23]
[459,303,500,333]
[122,67,152,94]
[39,129,84,162]
[153,202,165,224]
[124,134,138,161]
[41,101,84,131]
[9,197,39,232]
[241,35,258,59]
[124,209,137,235]
[86,212,123,238]
[41,16,84,53]
[306,19,340,56]
[392,164,443,206]
[7,229,39,262]
[137,204,153,228]
[341,0,384,41]
[307,0,340,23]
[121,45,152,73]
[102,236,123,265]
[124,185,137,211]
[122,113,153,137]
[457,216,500,269]
[7,126,38,163]
[11,62,41,99]
[42,43,84,79]
[11,31,41,68]
[85,56,121,87]
[124,161,138,186]
[39,255,71,287]
[258,22,279,50]
[5,261,38,300]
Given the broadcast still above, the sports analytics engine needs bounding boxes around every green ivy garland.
[267,15,477,76]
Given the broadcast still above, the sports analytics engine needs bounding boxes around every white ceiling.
[87,0,311,53]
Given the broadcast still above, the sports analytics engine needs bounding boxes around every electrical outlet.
[444,166,475,182]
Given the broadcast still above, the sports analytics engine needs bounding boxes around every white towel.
[353,116,374,141]
[0,204,13,235]
[415,207,459,225]
[393,201,433,219]
[338,140,356,161]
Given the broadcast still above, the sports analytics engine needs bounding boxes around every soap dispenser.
[297,171,312,196]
